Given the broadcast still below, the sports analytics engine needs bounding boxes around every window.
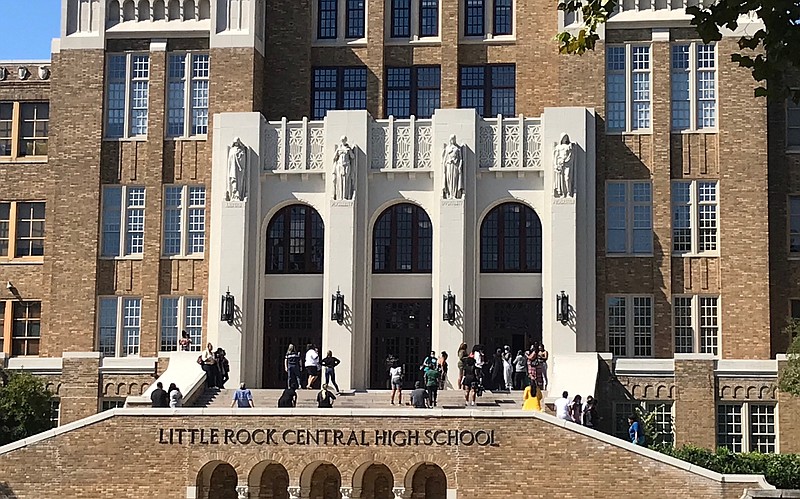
[791,299,800,321]
[101,398,126,411]
[480,202,542,272]
[0,101,49,159]
[788,96,800,149]
[266,204,325,273]
[316,0,365,41]
[673,295,719,355]
[167,53,210,137]
[459,65,515,117]
[312,67,368,120]
[717,404,776,453]
[386,66,441,119]
[672,180,718,255]
[606,181,652,255]
[464,0,515,37]
[613,401,673,444]
[49,399,60,427]
[160,296,203,352]
[373,203,432,273]
[0,201,45,260]
[100,186,145,258]
[789,195,800,254]
[671,43,717,131]
[318,0,338,38]
[606,295,653,357]
[493,0,512,35]
[391,0,411,37]
[347,0,365,38]
[465,0,484,36]
[11,301,41,356]
[606,45,651,132]
[106,53,150,138]
[420,0,439,37]
[98,296,142,357]
[163,185,206,257]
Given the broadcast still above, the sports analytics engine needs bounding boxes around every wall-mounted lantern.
[331,288,345,324]
[220,290,235,325]
[556,291,570,325]
[442,288,456,324]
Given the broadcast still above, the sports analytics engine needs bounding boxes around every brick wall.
[674,356,717,449]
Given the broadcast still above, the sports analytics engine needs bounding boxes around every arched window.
[198,0,211,19]
[266,204,324,274]
[137,0,150,21]
[183,0,196,20]
[373,203,432,273]
[167,0,180,20]
[480,202,542,272]
[107,0,121,26]
[122,0,135,21]
[152,0,165,19]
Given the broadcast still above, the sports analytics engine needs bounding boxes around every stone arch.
[404,463,446,499]
[183,0,196,19]
[197,461,238,499]
[46,382,62,395]
[720,385,732,399]
[137,0,150,20]
[656,383,669,399]
[733,385,744,399]
[669,385,675,399]
[107,0,121,25]
[643,384,655,399]
[198,0,210,19]
[397,454,455,488]
[353,462,394,499]
[122,0,135,20]
[117,382,128,395]
[168,0,180,19]
[301,461,342,499]
[746,385,757,399]
[249,461,290,499]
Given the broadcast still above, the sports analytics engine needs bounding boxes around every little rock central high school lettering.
[158,427,498,447]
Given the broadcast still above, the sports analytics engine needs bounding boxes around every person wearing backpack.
[389,359,403,405]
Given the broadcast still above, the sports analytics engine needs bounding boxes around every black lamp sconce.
[220,289,235,325]
[442,287,456,324]
[331,288,345,324]
[556,290,570,325]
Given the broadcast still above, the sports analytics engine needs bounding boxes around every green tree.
[778,319,800,396]
[0,367,53,446]
[556,0,800,99]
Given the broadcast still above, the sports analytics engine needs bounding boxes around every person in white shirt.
[305,344,320,389]
[554,391,571,420]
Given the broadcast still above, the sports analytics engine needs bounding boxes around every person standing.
[200,343,218,388]
[150,382,169,408]
[569,394,583,423]
[278,382,298,408]
[410,381,430,409]
[179,330,192,351]
[385,353,399,389]
[472,345,485,388]
[555,391,571,421]
[457,343,468,389]
[461,356,478,406]
[522,380,543,411]
[285,344,302,390]
[583,396,599,428]
[317,384,337,408]
[215,348,230,388]
[305,344,320,389]
[489,348,504,391]
[513,350,527,390]
[168,383,183,408]
[420,351,437,383]
[437,351,448,390]
[424,366,440,407]
[502,346,513,391]
[629,414,645,445]
[321,350,341,394]
[538,344,549,390]
[390,359,403,405]
[231,382,254,408]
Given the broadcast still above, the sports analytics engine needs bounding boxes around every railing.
[478,115,542,169]
[263,117,326,171]
[370,116,433,170]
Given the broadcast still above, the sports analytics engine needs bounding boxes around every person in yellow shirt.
[522,380,543,411]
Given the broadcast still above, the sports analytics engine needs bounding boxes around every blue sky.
[0,0,61,61]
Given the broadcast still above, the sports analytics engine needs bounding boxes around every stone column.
[340,487,354,498]
[60,352,102,424]
[392,487,408,499]
[236,484,249,499]
[322,110,370,389]
[431,108,478,389]
[673,353,717,449]
[207,112,264,388]
[288,485,301,499]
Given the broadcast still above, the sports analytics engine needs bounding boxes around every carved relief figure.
[553,133,575,198]
[333,135,356,200]
[226,137,248,201]
[442,134,464,199]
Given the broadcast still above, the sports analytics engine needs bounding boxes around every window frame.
[266,204,325,274]
[166,52,210,138]
[372,203,433,274]
[605,180,653,256]
[0,200,46,262]
[605,44,652,134]
[0,101,49,161]
[104,52,150,140]
[311,66,368,120]
[159,295,204,353]
[101,398,127,411]
[6,300,42,357]
[605,295,654,358]
[97,296,143,358]
[100,186,146,259]
[162,185,206,258]
[461,0,514,40]
[458,64,516,118]
[789,194,800,256]
[671,180,719,257]
[479,202,542,273]
[314,0,368,43]
[384,65,441,119]
[672,294,720,356]
[717,402,778,453]
[671,42,718,132]
[787,90,800,152]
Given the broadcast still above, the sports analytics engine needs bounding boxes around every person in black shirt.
[150,382,170,408]
[321,350,341,394]
[215,348,230,388]
[285,344,302,389]
[278,382,298,408]
[316,384,337,408]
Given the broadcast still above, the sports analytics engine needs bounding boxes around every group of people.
[198,342,231,389]
[553,391,601,427]
[285,344,341,393]
[457,342,549,406]
[386,350,448,406]
[150,381,183,408]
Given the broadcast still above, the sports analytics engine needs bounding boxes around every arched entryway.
[249,461,290,499]
[197,461,238,499]
[357,463,394,499]
[408,463,446,499]
[302,462,342,499]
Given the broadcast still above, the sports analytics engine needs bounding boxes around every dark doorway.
[263,300,323,388]
[371,299,432,389]
[479,299,542,354]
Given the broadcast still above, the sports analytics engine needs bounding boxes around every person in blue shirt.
[231,382,254,408]
[628,414,645,445]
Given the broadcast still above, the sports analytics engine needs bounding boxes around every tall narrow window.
[671,45,691,130]
[606,295,652,357]
[493,0,512,35]
[699,296,719,355]
[788,97,800,149]
[160,296,203,351]
[12,301,40,356]
[673,296,693,353]
[790,195,800,254]
[163,185,206,257]
[631,46,651,130]
[606,45,651,133]
[465,0,485,36]
[266,205,325,273]
[717,404,743,452]
[671,43,717,131]
[101,186,145,257]
[749,405,776,453]
[312,67,367,119]
[391,0,411,37]
[15,202,45,257]
[106,54,150,138]
[372,203,432,273]
[673,295,720,355]
[459,64,515,117]
[0,203,7,257]
[606,46,626,131]
[480,202,541,272]
[318,0,337,38]
[167,53,210,137]
[696,44,716,129]
[606,181,652,255]
[387,68,412,118]
[346,0,365,38]
[419,0,438,36]
[98,297,142,357]
[672,180,718,255]
[385,66,441,119]
[19,103,49,156]
[0,103,11,156]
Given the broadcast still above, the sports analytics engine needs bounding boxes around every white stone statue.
[333,135,356,201]
[442,134,464,199]
[226,137,248,202]
[553,132,575,198]
[287,486,301,499]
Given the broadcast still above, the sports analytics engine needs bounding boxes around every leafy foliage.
[0,367,54,446]
[653,444,800,489]
[557,0,800,100]
[778,319,800,396]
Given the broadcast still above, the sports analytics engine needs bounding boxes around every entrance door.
[479,299,542,354]
[371,300,432,389]
[263,300,323,388]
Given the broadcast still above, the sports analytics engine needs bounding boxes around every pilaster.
[60,352,102,424]
[673,353,717,449]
